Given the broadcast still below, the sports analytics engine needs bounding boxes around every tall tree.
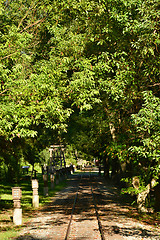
[0,0,159,195]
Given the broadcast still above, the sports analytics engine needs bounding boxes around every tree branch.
[20,19,44,33]
[18,1,40,29]
[18,8,32,29]
[0,51,18,60]
[0,89,9,95]
[148,83,160,87]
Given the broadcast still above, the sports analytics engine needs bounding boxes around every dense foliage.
[0,0,159,210]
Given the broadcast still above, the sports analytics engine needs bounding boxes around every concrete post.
[50,174,55,190]
[12,187,22,225]
[13,208,22,225]
[32,179,39,208]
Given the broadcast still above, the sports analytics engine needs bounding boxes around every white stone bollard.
[12,187,22,225]
[13,208,22,225]
[32,179,39,208]
[50,174,55,190]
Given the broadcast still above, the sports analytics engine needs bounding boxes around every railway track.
[64,172,105,240]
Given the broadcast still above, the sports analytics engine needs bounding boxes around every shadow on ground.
[16,236,47,240]
[13,173,160,240]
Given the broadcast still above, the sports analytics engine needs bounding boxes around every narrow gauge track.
[65,172,105,240]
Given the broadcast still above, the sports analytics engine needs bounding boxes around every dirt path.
[15,173,160,240]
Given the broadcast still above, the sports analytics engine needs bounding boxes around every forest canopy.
[0,0,160,210]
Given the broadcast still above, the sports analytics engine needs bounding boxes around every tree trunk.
[109,122,116,142]
[136,184,150,213]
[103,157,110,179]
[132,177,156,212]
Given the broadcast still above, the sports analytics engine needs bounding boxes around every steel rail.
[91,185,106,240]
[89,173,106,240]
[64,175,82,240]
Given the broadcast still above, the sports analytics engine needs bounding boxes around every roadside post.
[32,179,39,208]
[50,173,55,190]
[12,187,22,225]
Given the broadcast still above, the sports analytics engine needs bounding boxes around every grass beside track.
[0,173,67,240]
